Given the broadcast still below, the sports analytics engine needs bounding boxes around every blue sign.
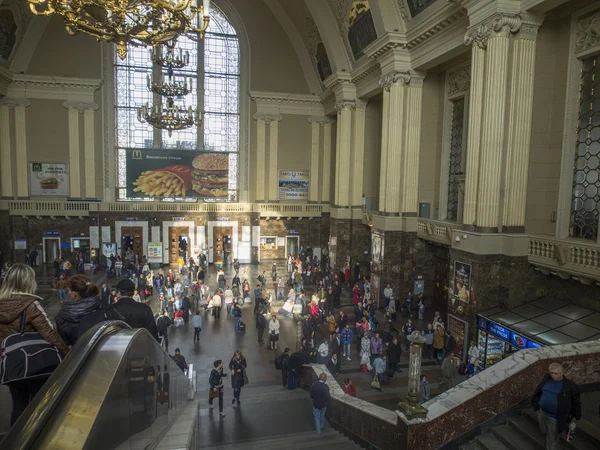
[289,230,300,235]
[477,316,487,330]
[124,217,137,221]
[44,231,60,236]
[487,321,511,342]
[527,341,543,349]
[510,332,528,349]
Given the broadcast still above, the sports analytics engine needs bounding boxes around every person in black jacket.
[532,363,581,449]
[387,337,402,375]
[156,310,172,352]
[229,350,247,406]
[55,275,102,346]
[256,312,267,344]
[209,360,227,417]
[100,283,110,306]
[172,348,188,372]
[310,372,331,433]
[280,348,290,387]
[112,279,159,341]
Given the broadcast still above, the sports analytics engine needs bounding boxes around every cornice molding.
[7,74,102,102]
[404,10,467,50]
[63,101,100,112]
[250,90,323,116]
[308,116,336,125]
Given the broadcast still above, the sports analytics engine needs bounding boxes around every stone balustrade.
[416,218,459,246]
[528,236,600,283]
[0,200,329,218]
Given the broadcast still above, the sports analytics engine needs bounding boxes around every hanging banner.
[278,170,309,201]
[29,162,69,197]
[125,148,229,199]
[371,232,382,263]
[453,261,471,303]
[147,242,163,263]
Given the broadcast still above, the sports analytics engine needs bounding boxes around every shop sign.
[487,321,511,342]
[14,239,27,250]
[172,217,186,221]
[124,217,137,221]
[217,217,230,221]
[477,316,487,330]
[44,231,60,236]
[510,332,528,349]
[289,230,300,235]
[527,341,543,349]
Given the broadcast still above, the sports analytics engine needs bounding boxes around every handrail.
[0,320,131,450]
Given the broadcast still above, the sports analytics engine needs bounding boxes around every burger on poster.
[40,177,59,190]
[191,153,229,197]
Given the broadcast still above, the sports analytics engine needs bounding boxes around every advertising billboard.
[278,170,309,201]
[29,162,69,197]
[147,242,163,263]
[125,149,229,199]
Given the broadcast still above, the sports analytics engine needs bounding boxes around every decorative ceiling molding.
[575,9,600,55]
[327,0,356,63]
[404,10,467,49]
[250,90,324,116]
[7,74,102,101]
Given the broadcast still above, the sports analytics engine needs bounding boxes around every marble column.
[462,44,486,227]
[322,120,333,204]
[335,100,354,207]
[268,115,282,202]
[398,331,428,419]
[253,114,267,202]
[503,24,540,232]
[14,100,31,198]
[351,101,366,208]
[0,102,12,197]
[378,88,390,212]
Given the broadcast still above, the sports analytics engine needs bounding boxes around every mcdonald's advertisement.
[278,170,309,201]
[126,149,229,198]
[29,162,70,197]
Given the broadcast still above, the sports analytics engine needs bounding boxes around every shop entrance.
[72,237,91,263]
[286,236,299,258]
[169,226,190,266]
[43,237,60,264]
[121,227,143,261]
[213,226,232,267]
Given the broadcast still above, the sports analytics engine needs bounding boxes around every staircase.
[206,428,363,449]
[460,408,600,450]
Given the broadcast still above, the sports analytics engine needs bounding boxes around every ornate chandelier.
[26,0,211,60]
[137,97,200,137]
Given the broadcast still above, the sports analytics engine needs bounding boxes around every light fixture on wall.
[26,0,212,60]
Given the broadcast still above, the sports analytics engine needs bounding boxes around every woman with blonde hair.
[55,274,101,346]
[0,264,69,425]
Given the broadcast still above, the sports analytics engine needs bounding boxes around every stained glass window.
[570,56,600,240]
[447,98,465,221]
[115,5,240,201]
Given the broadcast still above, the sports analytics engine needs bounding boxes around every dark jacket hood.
[0,293,44,323]
[56,296,101,323]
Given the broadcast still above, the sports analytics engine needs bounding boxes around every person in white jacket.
[210,290,222,320]
[467,341,480,378]
[317,340,329,364]
[268,315,280,350]
[192,310,203,342]
[223,286,234,316]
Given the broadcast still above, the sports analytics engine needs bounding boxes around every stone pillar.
[0,102,12,197]
[462,44,486,227]
[254,114,267,202]
[334,100,354,207]
[503,24,540,232]
[384,76,406,214]
[268,116,282,202]
[83,104,99,199]
[378,87,390,212]
[322,120,333,204]
[14,100,30,198]
[65,103,82,198]
[350,101,366,208]
[398,331,428,419]
[309,119,320,203]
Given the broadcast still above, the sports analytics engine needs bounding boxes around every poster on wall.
[147,242,163,263]
[448,314,468,361]
[276,237,285,248]
[371,233,382,263]
[29,162,69,197]
[278,170,309,201]
[453,261,471,303]
[125,149,230,199]
[14,239,27,250]
[260,237,277,249]
[102,243,117,258]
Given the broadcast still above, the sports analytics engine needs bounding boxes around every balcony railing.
[417,218,460,246]
[528,236,600,283]
[1,200,329,218]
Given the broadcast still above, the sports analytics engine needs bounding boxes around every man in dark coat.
[256,312,267,344]
[100,283,110,306]
[112,279,159,341]
[531,362,581,450]
[387,337,402,375]
[172,348,188,372]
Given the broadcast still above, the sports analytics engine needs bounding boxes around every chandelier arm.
[28,2,55,16]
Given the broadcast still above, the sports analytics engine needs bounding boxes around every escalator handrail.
[1,320,131,450]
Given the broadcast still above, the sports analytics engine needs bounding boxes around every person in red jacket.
[341,377,356,397]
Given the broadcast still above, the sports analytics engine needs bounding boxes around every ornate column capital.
[253,113,282,124]
[379,71,411,91]
[0,97,31,109]
[465,13,544,48]
[63,101,99,113]
[334,100,356,112]
[308,116,336,126]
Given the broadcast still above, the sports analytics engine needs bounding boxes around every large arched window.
[114,5,240,201]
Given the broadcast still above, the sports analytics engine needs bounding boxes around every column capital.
[253,113,282,124]
[379,71,426,91]
[334,100,355,112]
[63,101,99,112]
[465,13,545,48]
[308,116,335,126]
[0,97,30,109]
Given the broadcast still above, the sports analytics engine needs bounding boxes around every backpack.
[0,312,63,385]
[274,354,282,370]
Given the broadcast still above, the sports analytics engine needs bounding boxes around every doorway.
[71,237,91,263]
[121,227,143,261]
[43,237,60,264]
[286,236,299,258]
[213,226,232,267]
[169,226,190,266]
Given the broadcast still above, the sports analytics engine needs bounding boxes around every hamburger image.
[40,177,59,190]
[191,153,229,197]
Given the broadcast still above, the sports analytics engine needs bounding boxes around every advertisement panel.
[147,242,163,263]
[278,170,309,201]
[125,149,229,199]
[453,261,471,303]
[29,162,69,197]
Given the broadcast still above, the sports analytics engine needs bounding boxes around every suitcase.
[239,320,246,331]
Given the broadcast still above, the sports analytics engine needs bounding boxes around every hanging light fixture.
[26,0,212,60]
[137,97,200,137]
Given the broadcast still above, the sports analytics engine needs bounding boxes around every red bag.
[361,364,368,372]
[174,311,183,319]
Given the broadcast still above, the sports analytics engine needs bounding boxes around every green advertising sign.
[125,149,230,199]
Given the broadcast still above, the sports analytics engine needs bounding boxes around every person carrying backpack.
[156,310,172,352]
[275,348,291,387]
[232,303,243,332]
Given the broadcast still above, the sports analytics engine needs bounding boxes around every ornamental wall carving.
[575,10,600,55]
[447,65,471,97]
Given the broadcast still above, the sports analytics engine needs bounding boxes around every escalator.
[1,321,190,450]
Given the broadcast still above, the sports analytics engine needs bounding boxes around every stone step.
[492,424,540,450]
[507,415,545,448]
[475,433,511,450]
[459,441,484,450]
